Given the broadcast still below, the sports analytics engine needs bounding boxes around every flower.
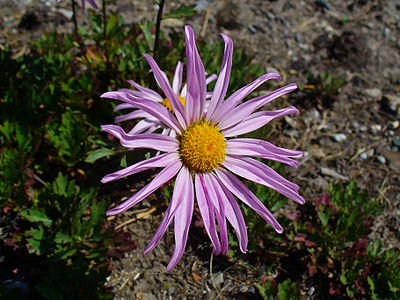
[57,0,98,10]
[101,25,304,271]
[108,62,217,136]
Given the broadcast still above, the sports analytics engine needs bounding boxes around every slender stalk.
[71,0,85,53]
[153,0,165,60]
[102,0,110,70]
[150,0,165,89]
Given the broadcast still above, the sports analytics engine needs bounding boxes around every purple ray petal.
[218,83,297,129]
[128,79,164,101]
[222,106,299,137]
[114,103,133,111]
[167,175,194,271]
[226,140,299,168]
[206,34,233,122]
[212,174,248,252]
[144,167,192,254]
[206,74,218,85]
[228,138,302,157]
[195,174,221,254]
[102,152,179,183]
[143,54,187,128]
[212,73,281,122]
[106,161,182,215]
[172,61,183,94]
[203,173,228,255]
[215,168,283,233]
[118,96,182,134]
[223,156,305,204]
[85,0,98,9]
[115,110,152,123]
[127,119,159,135]
[101,125,178,152]
[184,25,207,122]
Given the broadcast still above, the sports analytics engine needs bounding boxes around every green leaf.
[54,232,73,244]
[139,20,153,51]
[340,271,347,284]
[120,154,127,168]
[21,208,52,227]
[162,4,196,19]
[29,227,44,240]
[317,210,330,226]
[53,172,68,197]
[85,148,115,163]
[367,277,377,299]
[27,238,42,254]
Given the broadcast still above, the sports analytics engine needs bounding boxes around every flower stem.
[71,0,85,54]
[153,0,165,60]
[102,0,110,71]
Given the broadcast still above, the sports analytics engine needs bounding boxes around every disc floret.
[178,120,226,173]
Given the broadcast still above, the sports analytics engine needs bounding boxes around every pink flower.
[109,62,216,136]
[102,25,304,270]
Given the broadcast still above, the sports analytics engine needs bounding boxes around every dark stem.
[102,0,110,70]
[151,0,165,89]
[153,0,165,60]
[71,0,85,53]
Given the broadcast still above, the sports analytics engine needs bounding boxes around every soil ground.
[1,0,399,298]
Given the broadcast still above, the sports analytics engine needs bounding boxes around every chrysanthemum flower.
[101,25,304,271]
[108,62,217,135]
[57,0,98,10]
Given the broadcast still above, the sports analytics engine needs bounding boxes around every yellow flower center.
[161,95,186,112]
[178,121,226,173]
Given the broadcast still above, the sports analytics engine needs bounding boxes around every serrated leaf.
[53,172,68,196]
[162,4,196,19]
[30,227,44,240]
[85,148,115,163]
[27,238,41,254]
[21,208,52,227]
[54,232,73,244]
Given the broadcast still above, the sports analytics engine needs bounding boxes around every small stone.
[360,125,367,132]
[333,133,346,142]
[360,152,368,159]
[248,24,257,34]
[382,149,400,172]
[377,156,386,164]
[211,272,224,286]
[308,286,315,296]
[315,0,330,10]
[393,136,400,147]
[239,286,248,293]
[306,109,320,121]
[391,120,399,129]
[382,94,400,115]
[265,67,279,74]
[383,27,390,37]
[370,124,382,135]
[286,129,299,138]
[364,88,382,100]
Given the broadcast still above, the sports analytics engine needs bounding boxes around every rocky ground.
[1,0,399,299]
